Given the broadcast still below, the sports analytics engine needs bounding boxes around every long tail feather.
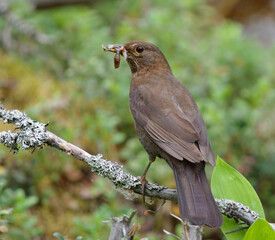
[170,160,223,228]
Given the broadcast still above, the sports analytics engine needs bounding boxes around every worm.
[114,51,120,68]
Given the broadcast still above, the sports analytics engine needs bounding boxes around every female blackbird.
[105,41,223,228]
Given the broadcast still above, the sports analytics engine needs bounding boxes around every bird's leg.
[140,156,155,202]
[140,156,155,183]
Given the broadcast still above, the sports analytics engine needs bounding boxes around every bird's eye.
[135,46,144,54]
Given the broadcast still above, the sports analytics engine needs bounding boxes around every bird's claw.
[138,175,148,203]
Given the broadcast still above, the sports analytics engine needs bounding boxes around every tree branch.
[0,105,262,228]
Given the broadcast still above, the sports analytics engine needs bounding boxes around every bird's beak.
[102,44,128,61]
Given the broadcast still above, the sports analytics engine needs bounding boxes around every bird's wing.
[130,81,215,165]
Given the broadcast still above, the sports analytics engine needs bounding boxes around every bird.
[104,41,223,228]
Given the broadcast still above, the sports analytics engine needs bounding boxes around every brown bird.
[104,41,223,228]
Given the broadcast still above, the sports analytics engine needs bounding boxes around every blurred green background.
[0,0,274,239]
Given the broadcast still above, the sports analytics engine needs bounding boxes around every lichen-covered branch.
[0,106,262,227]
[215,199,260,226]
[0,107,48,152]
[0,106,166,193]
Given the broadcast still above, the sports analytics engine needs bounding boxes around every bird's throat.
[127,58,138,73]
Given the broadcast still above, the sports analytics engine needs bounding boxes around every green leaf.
[243,219,275,240]
[211,156,265,240]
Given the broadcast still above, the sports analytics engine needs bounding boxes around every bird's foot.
[138,156,155,203]
[138,175,148,203]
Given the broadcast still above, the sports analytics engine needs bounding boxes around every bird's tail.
[169,160,223,228]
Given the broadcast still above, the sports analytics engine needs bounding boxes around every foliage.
[212,157,265,240]
[0,0,274,239]
[242,219,275,240]
[0,178,42,239]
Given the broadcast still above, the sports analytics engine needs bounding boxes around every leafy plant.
[211,157,265,240]
[0,178,43,239]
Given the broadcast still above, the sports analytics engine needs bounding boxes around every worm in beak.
[102,44,127,68]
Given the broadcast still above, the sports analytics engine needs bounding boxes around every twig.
[226,226,248,234]
[104,210,137,240]
[0,106,263,227]
[164,214,203,240]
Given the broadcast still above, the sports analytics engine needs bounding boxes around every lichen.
[0,106,48,153]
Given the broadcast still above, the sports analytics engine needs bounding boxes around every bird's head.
[103,41,171,73]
